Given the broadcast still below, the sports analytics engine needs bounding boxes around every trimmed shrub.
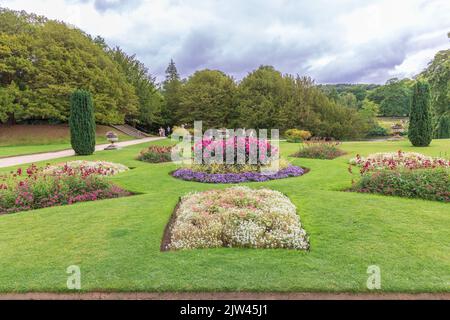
[367,126,389,137]
[285,129,312,142]
[408,81,433,147]
[138,145,173,163]
[293,140,346,160]
[351,169,449,202]
[69,89,96,155]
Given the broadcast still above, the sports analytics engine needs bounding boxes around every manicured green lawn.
[0,138,448,292]
[0,125,135,158]
[0,143,71,158]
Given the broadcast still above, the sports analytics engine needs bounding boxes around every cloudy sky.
[2,0,449,83]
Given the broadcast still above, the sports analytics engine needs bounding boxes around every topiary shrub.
[69,89,96,155]
[408,81,432,147]
[435,114,450,139]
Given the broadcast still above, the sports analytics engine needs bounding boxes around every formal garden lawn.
[0,138,448,292]
[0,125,134,158]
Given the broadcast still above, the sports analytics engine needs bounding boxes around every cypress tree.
[69,89,96,155]
[435,114,450,139]
[408,81,432,147]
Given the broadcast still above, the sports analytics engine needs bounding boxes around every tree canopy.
[421,48,450,136]
[177,69,236,128]
[0,8,138,124]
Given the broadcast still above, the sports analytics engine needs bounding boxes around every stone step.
[111,124,151,138]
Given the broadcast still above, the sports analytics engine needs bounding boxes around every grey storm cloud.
[3,0,450,83]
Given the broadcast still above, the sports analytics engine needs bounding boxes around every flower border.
[171,165,308,183]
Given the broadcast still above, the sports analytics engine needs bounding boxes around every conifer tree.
[161,59,182,126]
[408,81,433,146]
[69,89,96,155]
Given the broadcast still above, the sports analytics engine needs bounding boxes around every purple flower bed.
[172,165,306,183]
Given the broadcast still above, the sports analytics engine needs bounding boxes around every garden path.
[0,137,166,168]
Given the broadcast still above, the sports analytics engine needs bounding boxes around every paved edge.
[0,292,449,300]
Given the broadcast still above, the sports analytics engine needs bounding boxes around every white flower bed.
[44,160,129,176]
[167,186,309,250]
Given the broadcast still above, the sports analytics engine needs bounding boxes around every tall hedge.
[69,90,96,155]
[435,114,450,139]
[408,81,432,147]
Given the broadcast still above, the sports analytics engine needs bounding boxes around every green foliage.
[435,114,450,139]
[358,99,380,133]
[368,78,413,117]
[237,67,369,139]
[177,69,236,128]
[367,126,389,137]
[352,169,449,202]
[109,47,162,128]
[408,81,433,147]
[421,49,450,133]
[236,66,290,129]
[319,83,379,108]
[0,82,19,123]
[338,92,358,109]
[284,129,311,142]
[0,8,137,125]
[161,59,182,126]
[69,90,96,155]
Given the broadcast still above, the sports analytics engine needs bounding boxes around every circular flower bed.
[44,160,129,176]
[164,186,309,250]
[172,165,306,183]
[172,136,307,183]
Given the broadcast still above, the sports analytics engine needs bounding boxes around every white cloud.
[2,0,449,83]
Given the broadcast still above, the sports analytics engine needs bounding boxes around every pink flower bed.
[0,164,131,214]
[192,136,277,165]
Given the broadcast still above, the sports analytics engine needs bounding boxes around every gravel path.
[0,137,166,168]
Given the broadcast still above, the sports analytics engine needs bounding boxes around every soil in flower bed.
[161,186,310,251]
[171,165,309,183]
